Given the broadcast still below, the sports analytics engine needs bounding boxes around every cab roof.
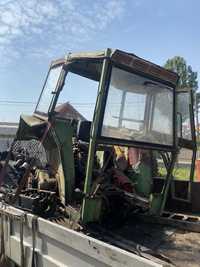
[51,48,179,87]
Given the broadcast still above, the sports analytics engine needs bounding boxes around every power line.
[0,100,144,105]
[0,100,96,106]
[0,100,36,104]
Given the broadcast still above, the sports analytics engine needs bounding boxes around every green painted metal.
[136,163,152,198]
[81,48,112,224]
[183,90,196,187]
[53,118,75,203]
[16,115,75,205]
[128,163,152,198]
[16,114,46,140]
[149,193,163,215]
[158,152,177,214]
[149,153,177,215]
[81,198,102,223]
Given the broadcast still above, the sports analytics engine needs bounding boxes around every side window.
[152,91,173,135]
[177,92,192,140]
[36,65,62,114]
[173,148,194,180]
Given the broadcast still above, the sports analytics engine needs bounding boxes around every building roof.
[55,102,86,121]
[0,122,18,127]
[0,122,18,136]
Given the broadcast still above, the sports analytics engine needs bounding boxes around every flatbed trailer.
[1,204,200,267]
[0,204,167,267]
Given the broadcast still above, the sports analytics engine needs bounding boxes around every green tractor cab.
[3,49,198,230]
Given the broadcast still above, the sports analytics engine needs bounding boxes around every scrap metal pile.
[0,141,63,219]
[0,139,150,225]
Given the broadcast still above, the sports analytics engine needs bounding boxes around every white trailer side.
[0,205,166,267]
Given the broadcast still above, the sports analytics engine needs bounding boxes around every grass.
[158,166,195,180]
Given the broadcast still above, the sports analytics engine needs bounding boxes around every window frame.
[34,62,65,118]
[97,63,177,151]
[177,89,196,150]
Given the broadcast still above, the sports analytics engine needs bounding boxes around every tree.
[164,56,198,90]
[164,56,199,137]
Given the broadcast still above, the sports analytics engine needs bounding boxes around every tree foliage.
[164,56,198,90]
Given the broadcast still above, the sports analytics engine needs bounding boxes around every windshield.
[35,65,63,114]
[101,67,174,147]
[55,71,99,121]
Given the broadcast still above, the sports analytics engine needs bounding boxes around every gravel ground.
[114,218,200,267]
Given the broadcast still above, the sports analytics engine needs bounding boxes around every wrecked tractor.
[0,49,200,267]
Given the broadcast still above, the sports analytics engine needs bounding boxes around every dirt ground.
[159,230,200,267]
[114,218,200,267]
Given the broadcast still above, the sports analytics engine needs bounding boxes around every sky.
[0,0,199,122]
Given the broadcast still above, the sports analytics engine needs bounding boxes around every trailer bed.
[1,204,200,267]
[0,204,164,267]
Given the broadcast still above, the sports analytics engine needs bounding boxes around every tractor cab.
[5,49,197,226]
